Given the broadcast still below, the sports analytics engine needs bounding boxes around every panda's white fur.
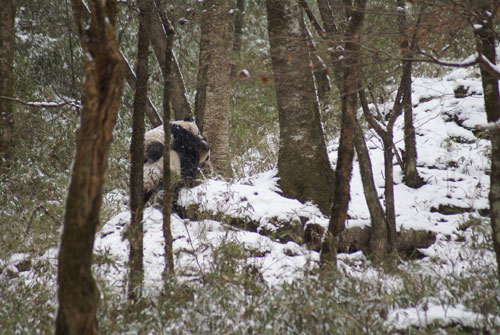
[143,121,210,203]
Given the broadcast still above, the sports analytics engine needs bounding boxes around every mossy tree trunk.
[472,3,500,278]
[128,0,152,304]
[194,0,234,177]
[0,0,17,173]
[266,0,335,216]
[55,1,124,334]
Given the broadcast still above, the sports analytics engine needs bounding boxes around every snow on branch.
[477,53,500,80]
[475,120,500,131]
[416,50,479,68]
[0,96,81,109]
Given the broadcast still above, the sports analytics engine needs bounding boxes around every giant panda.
[143,120,210,204]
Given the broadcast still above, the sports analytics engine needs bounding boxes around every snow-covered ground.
[1,66,497,332]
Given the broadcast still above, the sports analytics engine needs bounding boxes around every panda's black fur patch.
[170,123,210,186]
[145,141,164,163]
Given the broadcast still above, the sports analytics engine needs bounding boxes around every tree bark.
[473,4,500,278]
[159,8,175,276]
[80,0,162,127]
[151,2,192,121]
[266,0,335,215]
[195,0,234,176]
[56,1,124,334]
[319,0,366,269]
[128,0,151,304]
[397,0,424,188]
[353,122,388,262]
[0,0,17,173]
[122,51,162,127]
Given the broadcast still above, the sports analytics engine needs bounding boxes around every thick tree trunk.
[151,2,192,121]
[195,0,234,176]
[266,0,335,215]
[320,0,366,268]
[0,0,17,173]
[128,0,151,304]
[474,7,500,277]
[56,1,124,334]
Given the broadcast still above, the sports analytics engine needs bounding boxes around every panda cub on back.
[143,121,210,204]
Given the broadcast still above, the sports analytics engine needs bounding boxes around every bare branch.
[416,49,479,68]
[0,96,81,109]
[299,0,326,39]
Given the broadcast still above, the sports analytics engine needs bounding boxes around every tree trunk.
[304,24,331,109]
[56,1,124,334]
[320,0,366,268]
[80,1,162,127]
[151,2,192,121]
[473,5,500,278]
[397,0,424,188]
[159,9,175,276]
[230,0,245,79]
[195,0,234,176]
[122,51,162,127]
[233,0,245,56]
[0,0,17,173]
[382,135,397,254]
[353,122,388,262]
[128,0,151,304]
[266,0,335,215]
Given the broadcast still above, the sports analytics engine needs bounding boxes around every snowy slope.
[1,66,495,331]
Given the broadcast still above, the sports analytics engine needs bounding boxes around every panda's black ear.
[183,117,194,122]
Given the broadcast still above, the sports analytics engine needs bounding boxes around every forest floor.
[1,67,499,334]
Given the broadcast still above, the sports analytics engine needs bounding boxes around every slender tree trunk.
[397,0,424,188]
[56,1,124,334]
[0,0,17,173]
[195,0,234,176]
[382,135,397,254]
[233,0,245,56]
[151,2,192,121]
[304,25,331,108]
[128,0,152,304]
[353,122,388,262]
[158,8,175,276]
[320,0,366,268]
[122,51,162,127]
[266,0,335,215]
[473,6,500,277]
[230,0,245,79]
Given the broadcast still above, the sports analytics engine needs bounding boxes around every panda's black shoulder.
[170,124,203,153]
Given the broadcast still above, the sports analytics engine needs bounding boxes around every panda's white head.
[143,120,210,203]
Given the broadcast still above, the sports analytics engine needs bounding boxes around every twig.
[26,205,62,234]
